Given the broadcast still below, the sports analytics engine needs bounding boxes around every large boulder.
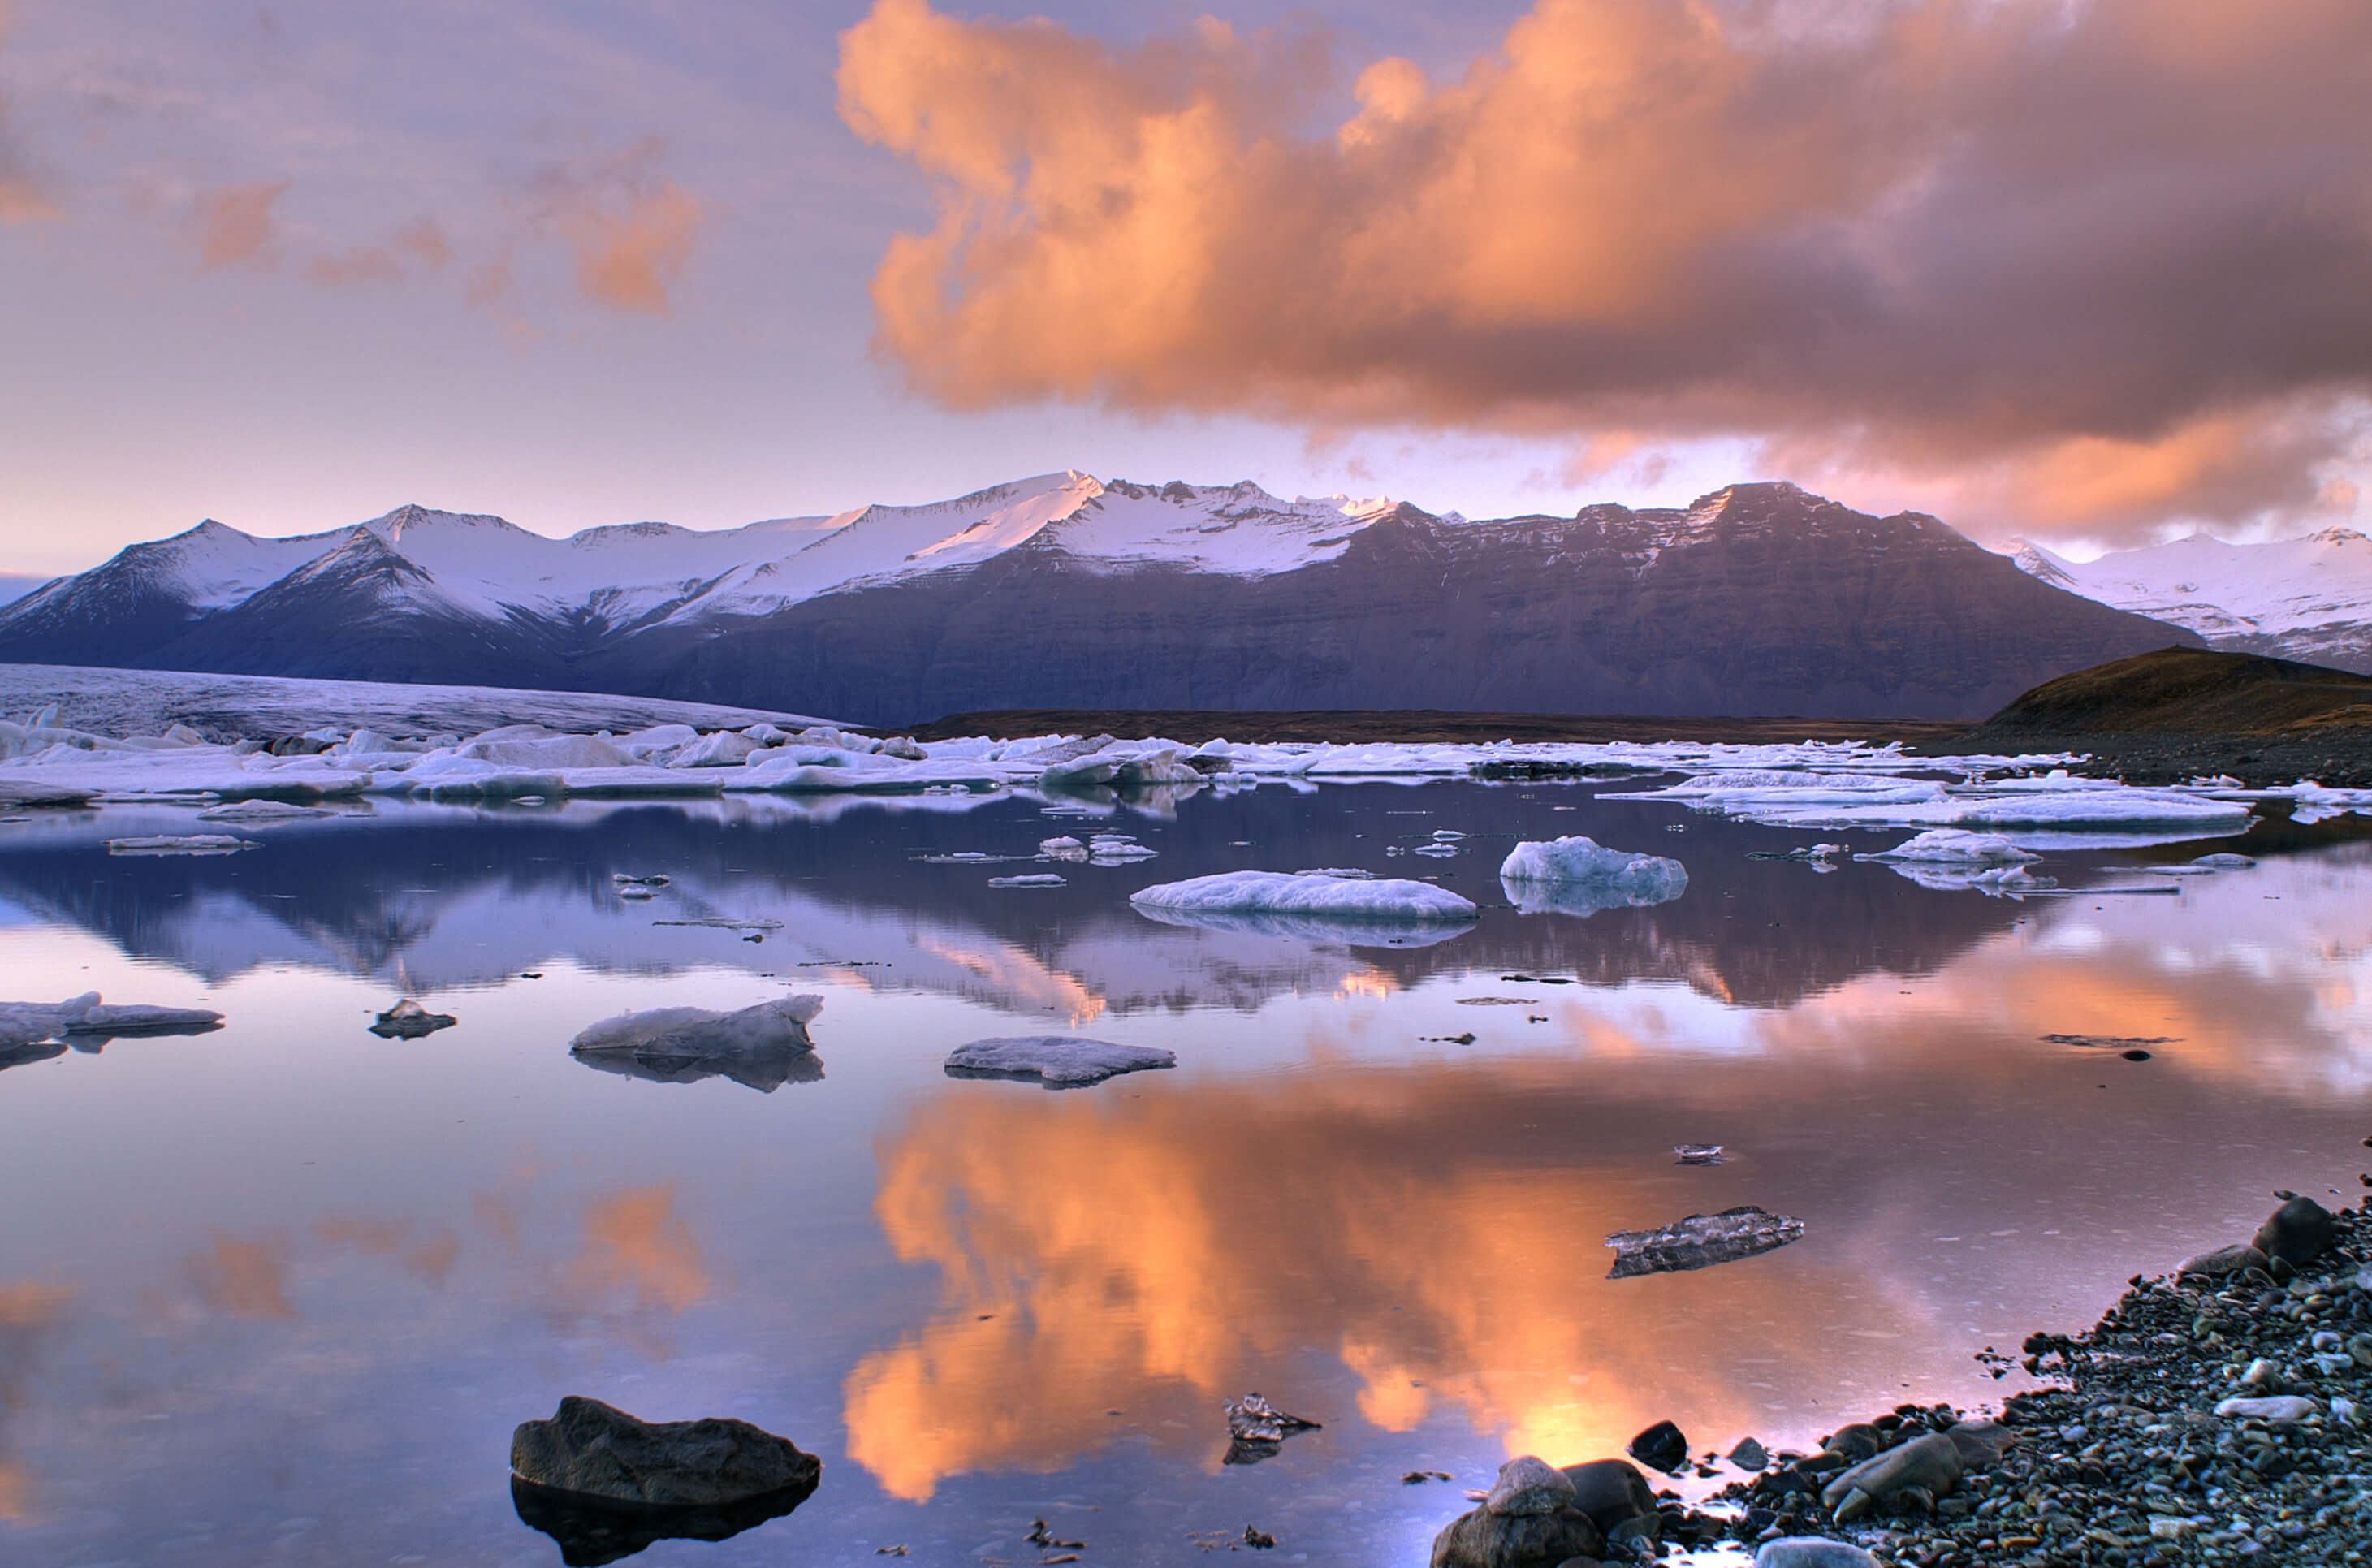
[1559,1458,1659,1535]
[510,1395,821,1510]
[1485,1455,1577,1516]
[2253,1195,2335,1266]
[1430,1501,1604,1568]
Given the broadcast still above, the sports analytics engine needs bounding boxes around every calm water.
[2,781,2370,1566]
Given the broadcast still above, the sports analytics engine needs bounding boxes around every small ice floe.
[371,1000,458,1039]
[1674,1144,1725,1165]
[569,996,823,1083]
[192,799,337,823]
[2191,852,2256,869]
[1859,829,2040,864]
[1223,1393,1321,1466]
[1130,870,1476,922]
[1039,836,1090,861]
[943,1036,1174,1087]
[1412,841,1460,857]
[1,992,223,1049]
[1498,836,1688,916]
[1293,867,1376,879]
[988,874,1067,888]
[653,917,785,931]
[919,851,1017,864]
[105,834,258,856]
[1605,1207,1805,1278]
[1087,835,1159,863]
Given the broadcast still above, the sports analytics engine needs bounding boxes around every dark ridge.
[1944,646,2372,784]
[904,707,1966,746]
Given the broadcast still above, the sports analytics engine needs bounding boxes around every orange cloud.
[0,1,50,222]
[303,218,451,289]
[838,0,2372,542]
[527,144,705,315]
[188,180,287,270]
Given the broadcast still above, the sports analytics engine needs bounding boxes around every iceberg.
[1130,870,1477,922]
[1498,836,1688,916]
[943,1036,1175,1087]
[105,834,259,856]
[2,992,223,1047]
[569,995,823,1061]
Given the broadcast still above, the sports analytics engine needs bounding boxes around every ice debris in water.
[942,1036,1175,1087]
[570,995,823,1060]
[1605,1207,1806,1278]
[1,992,223,1047]
[192,799,336,823]
[1860,829,2041,864]
[987,874,1067,888]
[1129,870,1477,922]
[370,1000,458,1039]
[1674,1144,1725,1165]
[1039,836,1089,860]
[105,834,258,856]
[1499,836,1687,904]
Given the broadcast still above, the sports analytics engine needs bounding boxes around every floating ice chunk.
[2192,852,2256,868]
[944,1035,1175,1087]
[0,992,102,1046]
[71,1004,223,1034]
[664,730,763,769]
[1498,836,1688,916]
[1040,742,1203,788]
[569,995,823,1061]
[1090,843,1159,863]
[193,799,337,823]
[106,834,259,856]
[1605,1207,1806,1278]
[451,732,637,769]
[1130,870,1477,922]
[1039,836,1089,860]
[1862,830,2043,863]
[1293,867,1376,879]
[989,874,1067,888]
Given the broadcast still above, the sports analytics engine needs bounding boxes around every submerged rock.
[371,1000,458,1039]
[944,1036,1174,1088]
[510,1396,821,1525]
[1605,1206,1805,1277]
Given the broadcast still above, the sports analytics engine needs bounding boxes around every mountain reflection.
[0,788,2058,1013]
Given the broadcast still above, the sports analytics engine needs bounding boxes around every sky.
[0,0,2366,577]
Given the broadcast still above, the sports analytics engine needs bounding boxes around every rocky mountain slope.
[2013,529,2372,673]
[0,477,2191,723]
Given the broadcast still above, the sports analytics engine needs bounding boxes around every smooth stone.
[2213,1395,2320,1423]
[1820,1432,1963,1521]
[1557,1458,1657,1531]
[1430,1504,1605,1568]
[1755,1538,1880,1568]
[1820,1423,1886,1463]
[1942,1420,2016,1469]
[1487,1456,1578,1517]
[1626,1419,1690,1475]
[1728,1437,1770,1471]
[2251,1195,2335,1266]
[2178,1244,2273,1279]
[2240,1357,2283,1390]
[510,1396,821,1509]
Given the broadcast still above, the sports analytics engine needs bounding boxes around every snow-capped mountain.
[2012,529,2372,674]
[0,476,2191,722]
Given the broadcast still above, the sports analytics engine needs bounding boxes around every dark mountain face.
[581,486,2195,724]
[0,481,2193,722]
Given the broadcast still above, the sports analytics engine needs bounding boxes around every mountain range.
[2013,529,2372,674]
[0,474,2192,724]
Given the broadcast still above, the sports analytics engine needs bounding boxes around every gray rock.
[1430,1502,1604,1568]
[1223,1392,1320,1445]
[2213,1394,2320,1423]
[1755,1539,1879,1568]
[1820,1423,1886,1463]
[1820,1432,1963,1521]
[2252,1194,2335,1266]
[509,1395,821,1509]
[1605,1207,1804,1278]
[1727,1437,1769,1471]
[1486,1456,1576,1517]
[372,999,458,1039]
[944,1036,1175,1088]
[1941,1420,2015,1469]
[1558,1458,1657,1531]
[2178,1243,2272,1278]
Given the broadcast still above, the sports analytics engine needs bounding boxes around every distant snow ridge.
[2011,529,2372,672]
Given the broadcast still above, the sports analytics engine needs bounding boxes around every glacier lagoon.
[2,779,2370,1566]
